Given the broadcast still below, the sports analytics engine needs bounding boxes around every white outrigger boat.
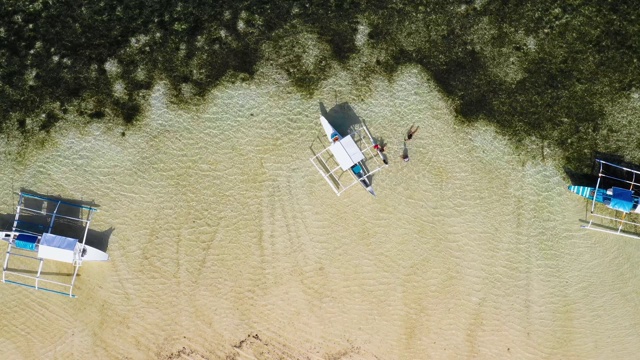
[1,192,109,298]
[568,159,640,239]
[310,115,387,196]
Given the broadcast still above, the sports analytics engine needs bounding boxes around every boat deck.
[310,122,387,196]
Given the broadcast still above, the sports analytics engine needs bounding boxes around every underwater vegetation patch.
[0,0,638,170]
[362,0,640,171]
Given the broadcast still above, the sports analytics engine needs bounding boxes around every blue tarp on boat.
[16,233,37,243]
[15,233,38,251]
[609,187,634,212]
[15,241,36,251]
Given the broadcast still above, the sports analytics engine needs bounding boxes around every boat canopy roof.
[37,233,79,263]
[330,135,365,171]
[609,187,634,213]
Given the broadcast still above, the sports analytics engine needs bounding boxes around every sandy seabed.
[0,66,639,359]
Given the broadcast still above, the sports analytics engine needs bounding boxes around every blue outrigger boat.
[1,192,109,298]
[310,116,387,196]
[568,185,640,214]
[568,159,640,239]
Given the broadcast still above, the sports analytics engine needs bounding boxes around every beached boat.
[1,192,109,298]
[568,159,640,239]
[310,116,387,196]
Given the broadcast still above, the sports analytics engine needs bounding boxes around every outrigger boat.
[1,192,109,298]
[568,159,640,239]
[310,116,387,196]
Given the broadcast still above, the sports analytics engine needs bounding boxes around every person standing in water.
[374,141,389,165]
[405,124,419,141]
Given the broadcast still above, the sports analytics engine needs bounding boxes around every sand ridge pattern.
[155,333,377,360]
[224,333,378,360]
[0,67,639,359]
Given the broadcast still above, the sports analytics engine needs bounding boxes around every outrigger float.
[1,192,108,298]
[310,116,387,196]
[568,159,640,239]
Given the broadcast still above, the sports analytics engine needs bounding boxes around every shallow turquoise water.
[0,65,639,359]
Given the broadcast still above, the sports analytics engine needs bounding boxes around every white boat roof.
[330,135,365,170]
[38,233,78,263]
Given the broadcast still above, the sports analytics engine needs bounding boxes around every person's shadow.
[374,136,389,165]
[402,141,409,161]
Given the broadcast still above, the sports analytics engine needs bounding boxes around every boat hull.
[568,185,640,213]
[321,116,340,141]
[351,164,375,196]
[568,186,605,202]
[81,245,109,262]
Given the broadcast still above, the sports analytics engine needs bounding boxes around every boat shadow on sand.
[564,152,640,190]
[309,101,382,187]
[0,189,113,253]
